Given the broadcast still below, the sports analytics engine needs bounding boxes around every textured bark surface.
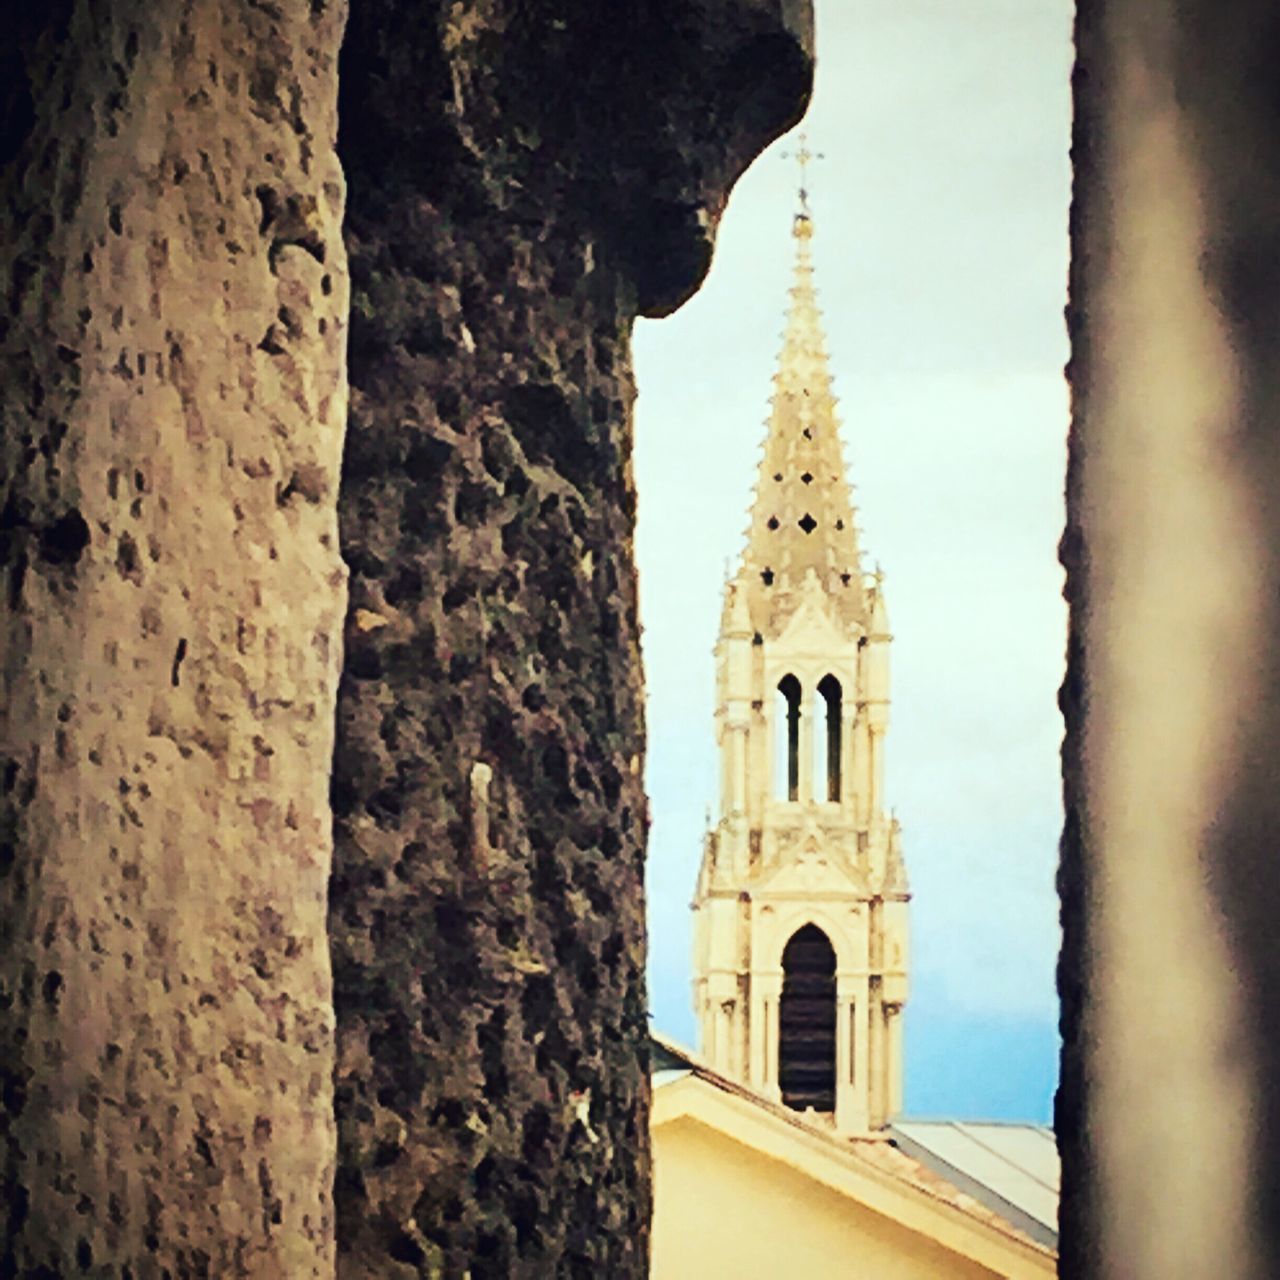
[1062,3,1280,1276]
[330,2,813,1275]
[0,3,348,1274]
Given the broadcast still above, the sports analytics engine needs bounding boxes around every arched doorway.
[779,924,837,1113]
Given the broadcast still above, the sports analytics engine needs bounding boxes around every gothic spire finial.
[738,197,866,628]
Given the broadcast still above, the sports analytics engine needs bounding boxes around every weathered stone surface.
[0,3,348,1273]
[1062,3,1280,1275]
[330,2,813,1274]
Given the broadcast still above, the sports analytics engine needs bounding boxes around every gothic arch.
[778,923,837,1113]
[767,905,852,974]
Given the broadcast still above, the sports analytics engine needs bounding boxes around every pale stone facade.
[692,206,909,1135]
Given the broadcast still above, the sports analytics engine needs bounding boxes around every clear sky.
[633,0,1072,1122]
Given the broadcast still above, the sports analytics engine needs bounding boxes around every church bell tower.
[691,189,909,1136]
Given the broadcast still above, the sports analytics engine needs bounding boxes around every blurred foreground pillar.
[1062,2,1280,1276]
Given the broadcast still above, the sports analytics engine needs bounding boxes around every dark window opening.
[798,513,817,535]
[767,516,780,530]
[818,674,842,802]
[780,924,837,1113]
[761,568,774,586]
[801,471,813,485]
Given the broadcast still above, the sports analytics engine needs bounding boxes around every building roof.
[651,1032,1058,1270]
[889,1121,1059,1250]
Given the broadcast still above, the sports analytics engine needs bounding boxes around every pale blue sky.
[633,0,1072,1121]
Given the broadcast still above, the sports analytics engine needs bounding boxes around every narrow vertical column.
[750,979,768,1089]
[748,693,768,829]
[835,975,864,1132]
[841,703,858,812]
[718,718,734,819]
[706,976,736,1075]
[868,985,886,1128]
[865,585,891,827]
[850,712,868,826]
[835,983,851,1099]
[694,983,711,1065]
[720,1000,737,1077]
[721,584,754,823]
[854,976,871,1126]
[729,722,748,815]
[886,1003,905,1119]
[868,725,885,820]
[769,694,782,803]
[755,972,784,1101]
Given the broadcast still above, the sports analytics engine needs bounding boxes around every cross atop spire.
[782,132,824,215]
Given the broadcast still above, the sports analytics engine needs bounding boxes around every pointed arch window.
[818,674,842,802]
[775,675,802,802]
[779,924,837,1113]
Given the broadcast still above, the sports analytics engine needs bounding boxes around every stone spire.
[742,208,865,630]
[694,194,908,1137]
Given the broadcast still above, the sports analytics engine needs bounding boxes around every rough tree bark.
[329,2,814,1275]
[0,2,348,1274]
[1062,2,1280,1276]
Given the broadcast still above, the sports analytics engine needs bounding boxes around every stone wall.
[330,3,813,1274]
[1062,2,1280,1275]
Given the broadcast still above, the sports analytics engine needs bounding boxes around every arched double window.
[774,675,802,802]
[776,674,843,803]
[779,924,837,1113]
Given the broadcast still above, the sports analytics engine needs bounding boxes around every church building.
[650,180,1059,1278]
